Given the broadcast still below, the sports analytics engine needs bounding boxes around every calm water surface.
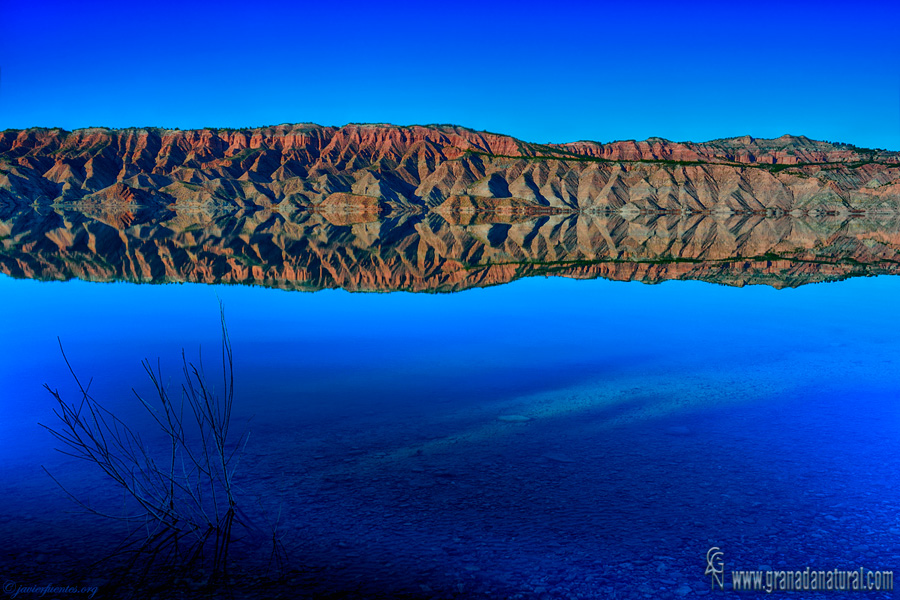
[1,273,899,598]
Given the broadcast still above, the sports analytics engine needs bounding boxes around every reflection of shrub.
[41,304,283,584]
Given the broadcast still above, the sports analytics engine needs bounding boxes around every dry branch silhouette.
[41,303,285,583]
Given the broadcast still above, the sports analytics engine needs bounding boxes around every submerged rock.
[542,452,576,463]
[497,415,531,422]
[665,426,693,437]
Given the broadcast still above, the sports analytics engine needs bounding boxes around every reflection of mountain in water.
[2,206,900,291]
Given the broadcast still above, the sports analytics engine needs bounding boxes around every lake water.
[1,210,899,598]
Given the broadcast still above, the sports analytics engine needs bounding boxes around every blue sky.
[2,0,898,148]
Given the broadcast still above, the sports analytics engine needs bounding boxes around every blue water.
[1,274,899,598]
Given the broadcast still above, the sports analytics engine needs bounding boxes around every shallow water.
[1,272,899,598]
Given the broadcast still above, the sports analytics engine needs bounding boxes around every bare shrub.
[41,304,284,583]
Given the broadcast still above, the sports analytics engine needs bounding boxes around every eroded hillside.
[2,124,899,214]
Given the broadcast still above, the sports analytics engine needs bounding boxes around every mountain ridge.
[2,123,899,214]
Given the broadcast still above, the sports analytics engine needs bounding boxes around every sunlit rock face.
[1,124,899,214]
[2,205,900,291]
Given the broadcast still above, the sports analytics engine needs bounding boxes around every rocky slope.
[3,206,900,291]
[1,124,899,214]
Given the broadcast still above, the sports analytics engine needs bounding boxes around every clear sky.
[2,0,899,149]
